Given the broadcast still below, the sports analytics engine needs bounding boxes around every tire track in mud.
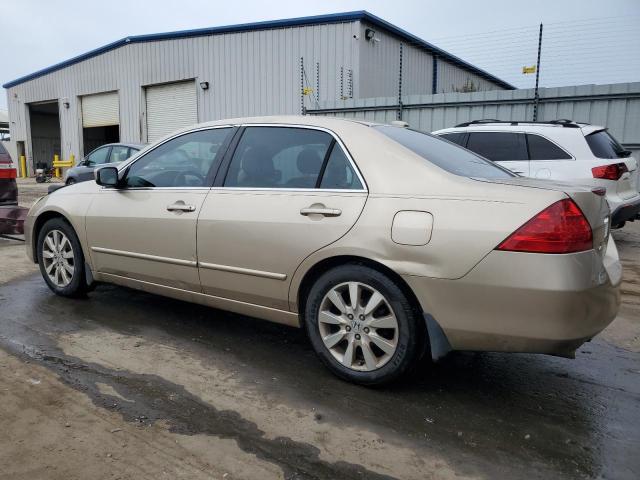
[0,336,396,480]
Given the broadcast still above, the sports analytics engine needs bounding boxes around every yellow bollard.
[54,154,61,178]
[19,155,27,178]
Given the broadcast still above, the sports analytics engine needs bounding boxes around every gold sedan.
[24,116,621,385]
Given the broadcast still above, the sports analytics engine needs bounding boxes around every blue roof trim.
[3,11,514,90]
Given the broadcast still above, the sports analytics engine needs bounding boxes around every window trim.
[114,125,238,191]
[216,123,368,193]
[525,132,574,161]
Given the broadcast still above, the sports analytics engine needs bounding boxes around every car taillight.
[0,168,17,179]
[496,199,593,254]
[591,162,628,180]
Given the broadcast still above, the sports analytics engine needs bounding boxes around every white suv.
[433,120,640,228]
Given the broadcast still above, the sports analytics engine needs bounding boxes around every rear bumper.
[404,240,621,357]
[611,197,640,225]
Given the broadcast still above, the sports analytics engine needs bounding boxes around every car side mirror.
[95,166,119,187]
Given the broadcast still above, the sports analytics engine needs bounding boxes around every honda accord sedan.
[24,116,621,385]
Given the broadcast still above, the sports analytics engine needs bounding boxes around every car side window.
[466,132,527,161]
[439,132,466,147]
[526,134,571,160]
[224,127,333,188]
[319,145,363,190]
[108,145,131,163]
[86,147,110,166]
[125,128,232,188]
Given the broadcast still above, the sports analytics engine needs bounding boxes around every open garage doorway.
[81,91,120,155]
[28,101,61,171]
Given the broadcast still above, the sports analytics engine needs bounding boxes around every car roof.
[187,115,379,129]
[433,122,604,135]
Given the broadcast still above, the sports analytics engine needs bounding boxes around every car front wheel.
[37,218,88,297]
[304,264,425,385]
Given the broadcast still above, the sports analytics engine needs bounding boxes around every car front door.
[197,125,368,311]
[85,127,234,291]
[525,133,574,180]
[466,131,530,176]
[77,146,111,181]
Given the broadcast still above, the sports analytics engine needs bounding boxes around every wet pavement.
[1,271,639,479]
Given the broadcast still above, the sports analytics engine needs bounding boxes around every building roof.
[3,11,514,90]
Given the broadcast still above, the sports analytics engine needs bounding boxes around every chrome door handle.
[300,207,342,217]
[167,202,196,212]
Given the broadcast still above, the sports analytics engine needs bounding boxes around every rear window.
[375,126,514,179]
[586,130,628,159]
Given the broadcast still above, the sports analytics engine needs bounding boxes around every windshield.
[585,130,629,159]
[374,126,514,179]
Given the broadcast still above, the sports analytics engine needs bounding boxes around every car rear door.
[197,125,367,311]
[525,133,575,180]
[85,127,234,291]
[466,131,530,176]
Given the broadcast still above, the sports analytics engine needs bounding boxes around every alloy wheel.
[42,229,75,288]
[318,282,399,371]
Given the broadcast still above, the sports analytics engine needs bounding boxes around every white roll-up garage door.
[146,81,197,143]
[81,91,119,128]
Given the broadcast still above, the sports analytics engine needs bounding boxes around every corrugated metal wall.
[357,22,501,98]
[308,82,640,157]
[436,59,502,93]
[6,21,361,164]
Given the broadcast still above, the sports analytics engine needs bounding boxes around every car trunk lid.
[476,176,611,255]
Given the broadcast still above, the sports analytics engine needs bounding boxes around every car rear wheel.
[66,178,76,185]
[304,264,425,385]
[37,218,88,297]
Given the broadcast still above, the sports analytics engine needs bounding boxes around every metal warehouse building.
[3,11,512,173]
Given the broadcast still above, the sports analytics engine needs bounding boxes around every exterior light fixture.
[62,99,70,109]
[200,81,209,90]
[365,28,376,41]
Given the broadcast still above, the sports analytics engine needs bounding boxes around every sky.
[1,0,639,110]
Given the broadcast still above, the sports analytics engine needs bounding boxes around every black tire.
[304,264,425,386]
[37,217,89,297]
[66,178,77,185]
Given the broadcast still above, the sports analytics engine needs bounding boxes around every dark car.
[65,142,144,184]
[0,142,17,205]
